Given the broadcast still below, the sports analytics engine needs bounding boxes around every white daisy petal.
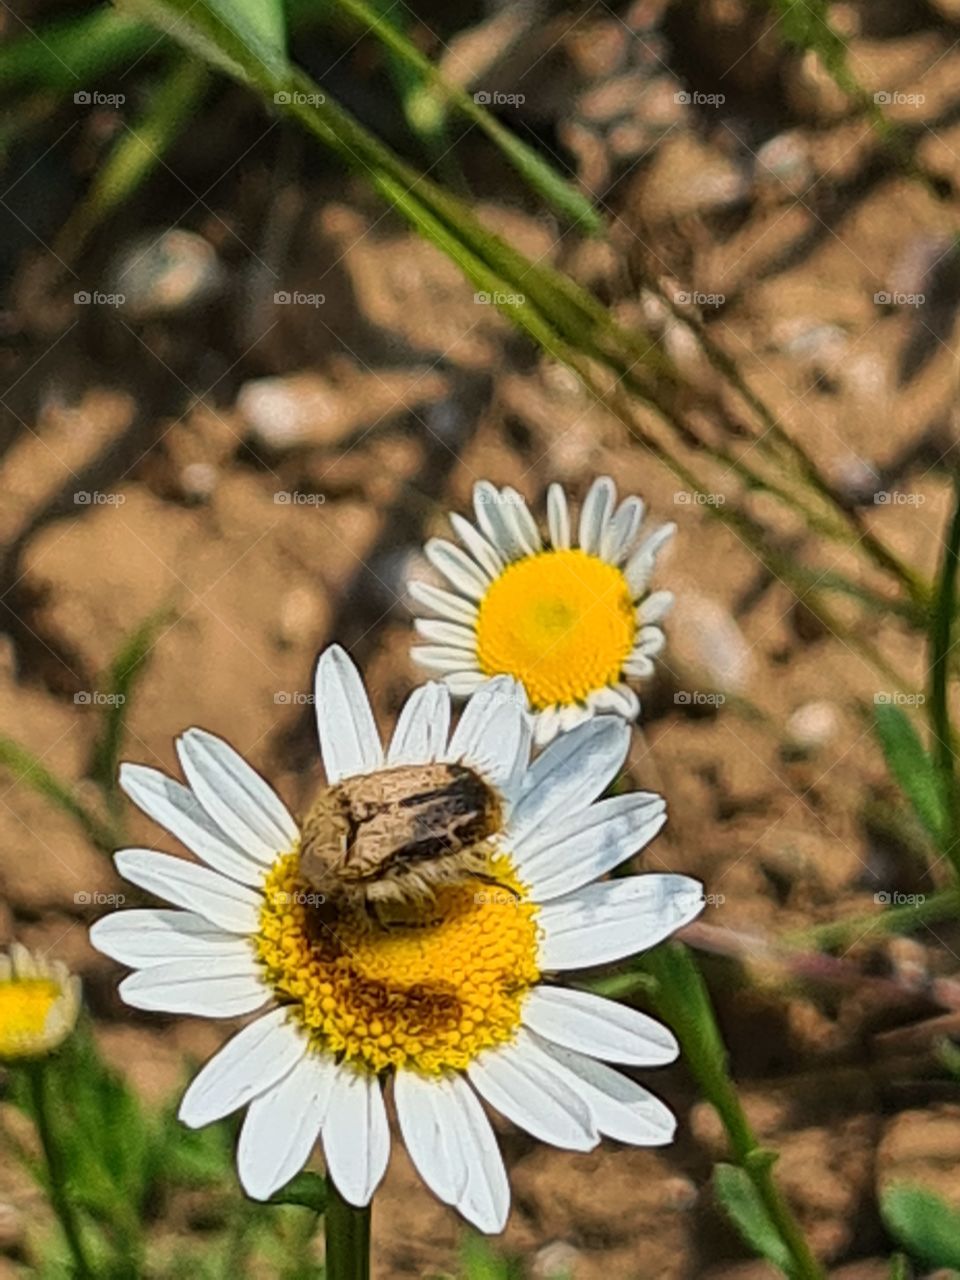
[395,1072,469,1207]
[537,1040,677,1145]
[532,705,561,747]
[447,676,528,788]
[625,523,676,596]
[119,956,266,1017]
[588,684,640,720]
[425,538,490,600]
[315,645,383,783]
[408,580,479,625]
[500,488,541,556]
[450,512,505,579]
[114,849,261,933]
[413,618,477,651]
[179,1009,306,1128]
[238,1054,337,1200]
[638,590,674,624]
[513,791,666,900]
[119,763,267,885]
[557,703,593,733]
[637,626,666,657]
[176,730,297,862]
[468,1029,598,1150]
[322,1069,390,1207]
[472,482,522,560]
[546,483,571,549]
[522,987,678,1065]
[410,646,478,675]
[445,671,487,696]
[578,476,616,556]
[624,654,656,679]
[395,1071,509,1234]
[90,909,249,968]
[600,496,645,565]
[538,874,704,971]
[507,717,630,843]
[388,682,452,766]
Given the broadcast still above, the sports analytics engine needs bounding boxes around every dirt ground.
[4,0,960,1275]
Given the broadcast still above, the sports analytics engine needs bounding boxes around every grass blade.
[0,737,114,851]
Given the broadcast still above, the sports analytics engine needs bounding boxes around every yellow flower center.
[0,978,62,1059]
[256,852,540,1074]
[475,548,636,710]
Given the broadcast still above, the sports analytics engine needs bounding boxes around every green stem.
[324,1176,370,1280]
[644,944,825,1280]
[929,474,960,880]
[28,1061,95,1279]
[795,888,960,952]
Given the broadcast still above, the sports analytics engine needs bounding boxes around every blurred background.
[3,0,960,1276]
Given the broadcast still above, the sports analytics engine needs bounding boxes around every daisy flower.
[90,646,702,1232]
[409,476,676,745]
[0,944,81,1060]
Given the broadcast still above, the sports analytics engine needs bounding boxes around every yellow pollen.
[475,548,636,710]
[0,978,63,1059]
[256,853,540,1074]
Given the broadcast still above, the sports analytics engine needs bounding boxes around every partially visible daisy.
[409,476,676,744]
[91,646,702,1232]
[0,944,81,1060]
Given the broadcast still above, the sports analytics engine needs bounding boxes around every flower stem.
[929,471,960,880]
[28,1060,95,1279]
[324,1176,371,1280]
[643,943,825,1280]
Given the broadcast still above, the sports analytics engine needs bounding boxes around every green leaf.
[873,703,945,845]
[268,1171,327,1213]
[714,1163,794,1277]
[59,60,209,255]
[117,0,287,88]
[90,604,176,808]
[882,1183,960,1271]
[0,736,114,851]
[888,1254,910,1280]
